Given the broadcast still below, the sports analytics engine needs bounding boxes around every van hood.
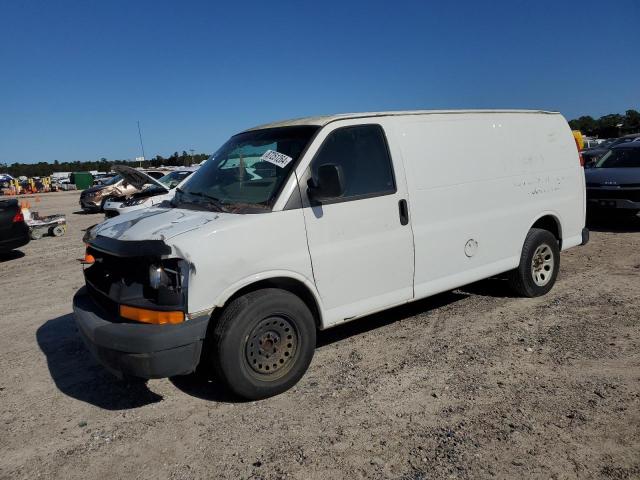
[90,207,224,243]
[585,167,640,186]
[113,165,168,192]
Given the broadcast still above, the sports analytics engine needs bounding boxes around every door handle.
[398,199,409,226]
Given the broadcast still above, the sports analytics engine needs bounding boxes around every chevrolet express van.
[73,110,588,399]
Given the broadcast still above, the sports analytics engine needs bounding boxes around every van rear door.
[299,122,414,327]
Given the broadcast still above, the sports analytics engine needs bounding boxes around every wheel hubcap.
[245,316,297,375]
[531,243,554,286]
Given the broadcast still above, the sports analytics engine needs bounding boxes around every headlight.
[149,264,170,289]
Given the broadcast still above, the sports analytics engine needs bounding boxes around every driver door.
[299,121,414,327]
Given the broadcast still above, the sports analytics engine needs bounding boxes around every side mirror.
[307,164,345,203]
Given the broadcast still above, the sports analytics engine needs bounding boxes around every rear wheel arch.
[529,214,562,248]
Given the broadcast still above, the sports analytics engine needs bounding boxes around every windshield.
[157,171,192,189]
[595,148,640,168]
[175,126,319,213]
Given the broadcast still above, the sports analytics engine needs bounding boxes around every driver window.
[311,124,396,201]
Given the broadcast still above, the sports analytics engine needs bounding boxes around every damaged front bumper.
[73,287,209,379]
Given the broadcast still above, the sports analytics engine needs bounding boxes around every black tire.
[508,228,560,298]
[211,288,316,400]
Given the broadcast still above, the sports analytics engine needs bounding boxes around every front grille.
[104,210,119,218]
[587,188,640,202]
[587,182,640,188]
[85,248,148,296]
[83,247,186,312]
[86,282,120,318]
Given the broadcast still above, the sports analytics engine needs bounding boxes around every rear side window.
[311,124,396,200]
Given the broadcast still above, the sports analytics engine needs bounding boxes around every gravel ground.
[0,191,639,480]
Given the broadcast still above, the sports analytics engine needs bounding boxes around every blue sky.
[1,0,639,164]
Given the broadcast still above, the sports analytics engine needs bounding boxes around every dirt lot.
[0,190,639,480]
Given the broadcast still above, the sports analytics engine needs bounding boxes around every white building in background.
[51,172,72,180]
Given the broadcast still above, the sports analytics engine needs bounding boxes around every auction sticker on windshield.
[260,150,293,168]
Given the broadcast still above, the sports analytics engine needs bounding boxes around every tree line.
[0,151,210,178]
[568,109,640,138]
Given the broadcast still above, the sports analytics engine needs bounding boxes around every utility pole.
[137,121,146,167]
[189,149,194,166]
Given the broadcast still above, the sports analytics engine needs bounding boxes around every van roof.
[244,109,561,132]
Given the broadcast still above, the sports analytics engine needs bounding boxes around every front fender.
[209,270,324,326]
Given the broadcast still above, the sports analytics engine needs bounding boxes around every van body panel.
[88,205,316,317]
[168,208,315,315]
[393,113,583,299]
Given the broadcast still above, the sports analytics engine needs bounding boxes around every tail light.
[12,210,24,223]
[573,136,585,167]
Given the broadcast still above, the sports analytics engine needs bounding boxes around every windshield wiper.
[180,190,228,212]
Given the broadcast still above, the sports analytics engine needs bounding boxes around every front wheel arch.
[212,275,323,329]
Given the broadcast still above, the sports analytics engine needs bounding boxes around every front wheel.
[508,228,560,297]
[211,288,316,400]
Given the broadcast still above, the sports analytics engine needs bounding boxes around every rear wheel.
[211,288,316,400]
[508,228,560,297]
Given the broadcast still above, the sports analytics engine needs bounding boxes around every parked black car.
[582,134,640,167]
[585,143,640,216]
[0,198,30,253]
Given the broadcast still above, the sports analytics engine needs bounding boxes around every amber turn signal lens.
[120,305,184,324]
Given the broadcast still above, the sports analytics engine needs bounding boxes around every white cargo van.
[74,110,588,399]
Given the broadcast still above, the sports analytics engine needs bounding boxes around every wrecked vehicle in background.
[103,167,196,218]
[79,168,165,212]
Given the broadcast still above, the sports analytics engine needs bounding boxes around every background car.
[581,133,640,166]
[79,168,166,212]
[585,142,640,216]
[0,199,30,253]
[103,167,196,218]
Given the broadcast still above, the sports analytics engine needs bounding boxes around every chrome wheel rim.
[531,243,554,286]
[245,316,298,376]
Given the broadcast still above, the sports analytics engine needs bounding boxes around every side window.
[311,124,396,200]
